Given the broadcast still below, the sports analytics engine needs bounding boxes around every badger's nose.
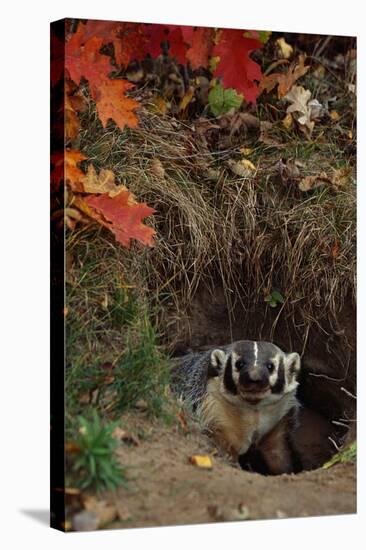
[240,369,269,392]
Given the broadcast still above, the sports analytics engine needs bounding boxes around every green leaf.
[208,84,243,117]
[264,289,285,308]
[258,30,272,44]
[271,290,285,304]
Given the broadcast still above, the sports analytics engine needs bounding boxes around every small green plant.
[264,289,285,308]
[208,83,243,116]
[323,441,357,469]
[71,411,128,492]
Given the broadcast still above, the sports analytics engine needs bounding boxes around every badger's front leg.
[257,418,294,474]
[250,410,301,475]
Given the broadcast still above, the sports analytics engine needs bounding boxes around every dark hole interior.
[171,284,356,476]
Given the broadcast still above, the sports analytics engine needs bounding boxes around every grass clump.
[323,441,357,469]
[65,227,173,425]
[70,411,128,492]
[113,313,170,417]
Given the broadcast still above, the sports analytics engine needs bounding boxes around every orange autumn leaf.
[51,150,87,192]
[65,80,86,140]
[64,151,88,191]
[85,189,156,248]
[94,79,140,130]
[260,54,310,98]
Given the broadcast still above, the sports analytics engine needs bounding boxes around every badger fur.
[171,340,301,474]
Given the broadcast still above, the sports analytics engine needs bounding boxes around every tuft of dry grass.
[75,98,356,358]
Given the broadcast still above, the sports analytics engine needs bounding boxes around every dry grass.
[74,95,356,357]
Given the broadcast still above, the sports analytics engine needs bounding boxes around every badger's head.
[209,340,300,405]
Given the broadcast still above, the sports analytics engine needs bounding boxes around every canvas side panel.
[50,18,66,532]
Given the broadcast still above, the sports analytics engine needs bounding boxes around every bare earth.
[104,414,356,530]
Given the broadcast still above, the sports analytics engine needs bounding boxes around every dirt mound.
[100,416,356,529]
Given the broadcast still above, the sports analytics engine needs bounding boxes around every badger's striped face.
[210,341,300,405]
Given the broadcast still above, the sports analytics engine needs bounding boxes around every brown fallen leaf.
[260,54,309,98]
[284,85,315,138]
[83,496,118,527]
[151,158,165,178]
[259,121,281,146]
[332,167,352,190]
[81,164,124,197]
[116,501,132,522]
[275,158,303,181]
[189,455,213,469]
[227,159,256,178]
[65,442,81,454]
[331,240,340,259]
[112,426,140,446]
[298,172,331,192]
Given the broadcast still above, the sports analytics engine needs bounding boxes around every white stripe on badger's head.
[253,341,258,367]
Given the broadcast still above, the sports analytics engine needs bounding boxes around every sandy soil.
[100,413,357,530]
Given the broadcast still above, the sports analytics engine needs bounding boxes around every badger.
[171,340,302,475]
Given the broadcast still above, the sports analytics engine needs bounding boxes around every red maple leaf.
[213,29,263,103]
[114,23,148,67]
[66,35,112,97]
[85,190,156,248]
[182,26,214,70]
[142,24,188,64]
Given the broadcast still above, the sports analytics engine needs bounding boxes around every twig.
[308,372,347,382]
[328,436,341,452]
[341,386,357,400]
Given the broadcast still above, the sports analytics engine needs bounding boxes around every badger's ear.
[286,352,301,378]
[208,349,227,377]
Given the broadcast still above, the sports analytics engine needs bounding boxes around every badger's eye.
[235,360,246,371]
[266,362,275,373]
